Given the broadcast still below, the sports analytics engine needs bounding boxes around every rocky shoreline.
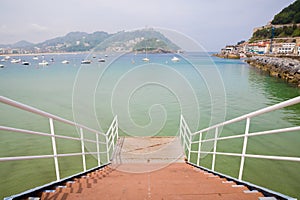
[245,56,300,87]
[213,53,240,59]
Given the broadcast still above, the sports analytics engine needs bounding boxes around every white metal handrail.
[191,96,300,136]
[179,115,192,161]
[0,96,106,137]
[106,116,118,161]
[179,96,300,183]
[0,96,118,184]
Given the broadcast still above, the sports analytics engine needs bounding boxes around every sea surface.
[0,52,300,198]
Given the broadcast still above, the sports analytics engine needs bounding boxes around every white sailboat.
[171,56,180,62]
[142,46,150,62]
[142,57,150,62]
[61,60,70,64]
[39,60,49,66]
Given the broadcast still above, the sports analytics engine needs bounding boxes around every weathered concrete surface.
[246,56,300,87]
[40,136,266,200]
[42,163,264,200]
[111,136,185,173]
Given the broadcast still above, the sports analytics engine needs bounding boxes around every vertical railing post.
[211,127,218,171]
[112,126,115,151]
[197,132,202,166]
[183,126,187,154]
[96,133,101,166]
[49,118,60,181]
[179,115,185,152]
[188,133,192,162]
[116,116,119,140]
[80,128,86,172]
[238,117,251,181]
[179,115,182,141]
[106,135,110,162]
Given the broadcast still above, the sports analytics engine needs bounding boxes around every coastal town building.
[246,41,270,54]
[278,43,296,54]
[219,39,300,57]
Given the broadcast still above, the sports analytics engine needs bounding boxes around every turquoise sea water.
[0,52,300,198]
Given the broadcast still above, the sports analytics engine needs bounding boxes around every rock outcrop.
[246,56,300,87]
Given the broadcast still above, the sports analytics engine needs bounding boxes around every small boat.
[0,58,5,62]
[81,60,92,64]
[171,56,180,62]
[0,64,4,68]
[5,56,10,60]
[98,58,105,62]
[22,61,30,65]
[33,56,38,60]
[61,60,70,64]
[104,54,108,57]
[11,58,21,63]
[142,57,150,62]
[38,60,49,66]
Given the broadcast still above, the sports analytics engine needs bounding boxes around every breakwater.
[246,56,300,87]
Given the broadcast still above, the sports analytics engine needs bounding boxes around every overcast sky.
[0,0,295,51]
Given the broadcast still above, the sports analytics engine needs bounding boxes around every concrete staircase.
[40,163,267,200]
[37,137,272,200]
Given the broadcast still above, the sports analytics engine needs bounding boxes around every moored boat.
[22,61,30,65]
[38,60,49,66]
[61,60,70,64]
[142,57,150,62]
[171,56,180,62]
[11,58,21,63]
[81,60,92,64]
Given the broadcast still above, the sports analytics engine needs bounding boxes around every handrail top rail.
[191,96,300,136]
[0,96,106,137]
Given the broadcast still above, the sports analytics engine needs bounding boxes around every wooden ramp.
[41,137,265,200]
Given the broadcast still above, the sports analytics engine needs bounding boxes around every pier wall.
[246,56,300,87]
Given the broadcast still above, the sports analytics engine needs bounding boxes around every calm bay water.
[0,53,300,198]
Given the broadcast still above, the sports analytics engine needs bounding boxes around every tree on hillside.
[272,0,300,24]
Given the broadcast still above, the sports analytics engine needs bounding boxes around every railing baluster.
[116,116,119,140]
[197,132,202,166]
[80,128,86,172]
[112,126,115,151]
[212,127,218,171]
[49,118,60,181]
[179,115,183,149]
[106,136,110,162]
[238,117,251,181]
[96,134,101,166]
[188,134,192,162]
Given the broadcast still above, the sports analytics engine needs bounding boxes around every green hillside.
[250,0,300,42]
[250,25,300,42]
[272,0,300,25]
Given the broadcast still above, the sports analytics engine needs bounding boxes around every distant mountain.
[94,29,179,52]
[12,40,34,48]
[272,0,300,25]
[0,29,180,53]
[0,40,34,48]
[36,31,111,52]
